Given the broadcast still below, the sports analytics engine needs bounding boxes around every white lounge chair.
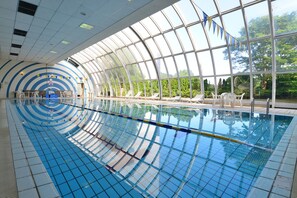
[148,93,159,100]
[133,91,142,98]
[125,90,133,98]
[167,95,181,101]
[191,94,204,103]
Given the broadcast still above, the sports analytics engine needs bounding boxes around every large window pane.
[151,12,172,32]
[176,27,194,52]
[276,74,297,102]
[141,17,160,36]
[156,59,168,79]
[222,10,246,40]
[186,53,199,76]
[213,47,230,75]
[188,24,209,51]
[250,38,272,72]
[217,0,240,12]
[229,44,249,74]
[234,75,250,98]
[276,35,297,72]
[146,61,157,79]
[245,1,270,39]
[139,62,150,80]
[145,38,161,58]
[162,6,183,28]
[131,23,150,39]
[154,35,171,56]
[273,0,297,35]
[136,42,151,61]
[174,0,198,25]
[174,54,188,77]
[165,57,177,77]
[164,31,183,54]
[253,74,272,99]
[216,76,231,94]
[197,51,213,76]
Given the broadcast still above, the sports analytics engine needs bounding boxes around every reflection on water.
[10,99,292,197]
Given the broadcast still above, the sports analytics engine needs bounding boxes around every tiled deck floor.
[0,99,18,197]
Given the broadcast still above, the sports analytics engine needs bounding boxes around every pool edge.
[247,116,297,197]
[6,100,60,198]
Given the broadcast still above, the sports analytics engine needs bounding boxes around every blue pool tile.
[73,189,86,198]
[77,176,88,187]
[82,185,95,197]
[63,171,74,180]
[106,187,120,197]
[92,170,103,180]
[90,182,103,194]
[98,191,109,198]
[79,166,89,175]
[68,179,80,191]
[85,172,96,183]
[59,182,71,196]
[72,168,82,177]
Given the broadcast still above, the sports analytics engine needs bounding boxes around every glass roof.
[69,0,297,106]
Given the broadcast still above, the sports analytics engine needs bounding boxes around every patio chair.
[235,93,245,107]
[17,90,25,99]
[191,94,204,103]
[211,92,221,106]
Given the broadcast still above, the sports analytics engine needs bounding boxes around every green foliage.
[226,12,297,99]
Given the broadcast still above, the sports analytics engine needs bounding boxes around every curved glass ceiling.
[70,0,297,106]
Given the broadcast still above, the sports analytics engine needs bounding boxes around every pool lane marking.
[62,102,272,152]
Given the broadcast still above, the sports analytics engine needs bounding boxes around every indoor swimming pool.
[8,99,294,197]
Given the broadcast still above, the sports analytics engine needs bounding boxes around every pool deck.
[1,97,297,197]
[0,99,18,198]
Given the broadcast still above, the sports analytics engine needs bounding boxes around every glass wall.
[69,0,297,106]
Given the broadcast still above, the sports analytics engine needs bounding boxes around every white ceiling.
[0,0,178,65]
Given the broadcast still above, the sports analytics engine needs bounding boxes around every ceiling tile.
[16,12,34,24]
[32,17,49,28]
[10,48,21,53]
[40,0,62,10]
[22,0,40,5]
[26,31,40,39]
[51,12,71,24]
[58,0,82,16]
[12,35,25,44]
[0,17,14,28]
[29,25,45,33]
[15,21,31,31]
[0,0,18,11]
[35,6,55,20]
[0,7,16,20]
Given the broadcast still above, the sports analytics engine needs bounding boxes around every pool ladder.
[250,98,270,115]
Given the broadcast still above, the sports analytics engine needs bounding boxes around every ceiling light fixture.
[50,51,57,54]
[61,40,70,45]
[79,23,94,30]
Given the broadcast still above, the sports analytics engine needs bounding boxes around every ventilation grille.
[11,44,22,48]
[10,53,19,56]
[14,29,27,37]
[18,1,38,16]
[67,58,80,67]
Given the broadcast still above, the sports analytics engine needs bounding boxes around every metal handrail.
[266,98,270,115]
[251,98,255,114]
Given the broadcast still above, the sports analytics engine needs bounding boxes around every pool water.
[10,99,293,197]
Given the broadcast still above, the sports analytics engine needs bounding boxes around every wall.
[0,59,94,99]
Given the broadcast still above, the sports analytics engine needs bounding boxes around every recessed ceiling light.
[61,40,70,45]
[50,51,57,54]
[79,23,94,30]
